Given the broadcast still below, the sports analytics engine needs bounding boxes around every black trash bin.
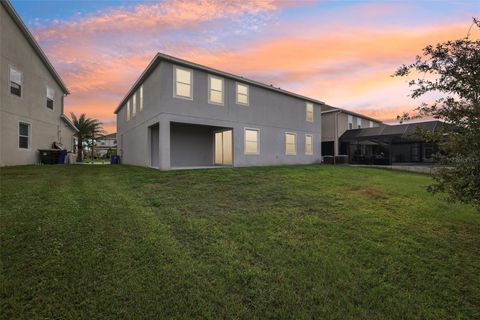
[38,149,62,164]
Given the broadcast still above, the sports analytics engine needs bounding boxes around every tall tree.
[394,18,480,209]
[70,113,104,162]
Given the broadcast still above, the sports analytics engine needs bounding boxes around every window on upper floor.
[305,134,313,155]
[46,86,55,110]
[285,132,296,155]
[10,67,23,97]
[19,122,30,149]
[306,102,314,122]
[139,85,143,111]
[209,75,224,105]
[126,101,130,121]
[244,128,259,154]
[369,121,374,128]
[174,66,192,99]
[348,115,353,130]
[132,94,136,117]
[236,83,249,106]
[357,117,362,128]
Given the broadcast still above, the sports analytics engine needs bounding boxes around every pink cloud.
[29,0,476,133]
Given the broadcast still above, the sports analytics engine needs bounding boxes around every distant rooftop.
[340,120,442,141]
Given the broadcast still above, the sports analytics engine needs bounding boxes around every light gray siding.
[0,3,75,166]
[321,110,380,156]
[117,60,322,169]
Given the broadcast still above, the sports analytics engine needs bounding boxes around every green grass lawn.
[1,165,479,319]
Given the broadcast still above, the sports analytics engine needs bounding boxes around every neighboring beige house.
[0,0,78,166]
[94,133,117,158]
[321,104,381,157]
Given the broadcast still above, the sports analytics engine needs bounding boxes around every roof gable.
[114,52,327,114]
[1,0,69,94]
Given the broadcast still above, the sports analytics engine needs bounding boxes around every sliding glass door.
[214,129,232,165]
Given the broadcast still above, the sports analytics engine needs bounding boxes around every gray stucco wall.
[0,5,74,166]
[321,111,380,156]
[117,60,322,169]
[170,122,214,167]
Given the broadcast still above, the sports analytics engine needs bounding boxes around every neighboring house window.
[174,66,192,99]
[285,132,296,155]
[208,75,224,105]
[305,134,313,155]
[126,101,130,121]
[46,86,54,110]
[9,66,22,97]
[244,128,259,154]
[132,94,136,117]
[139,85,143,112]
[357,117,362,128]
[369,120,374,128]
[306,102,314,122]
[236,83,249,106]
[18,122,30,149]
[348,115,353,130]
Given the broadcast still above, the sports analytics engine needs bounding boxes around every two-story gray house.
[0,0,78,166]
[115,53,324,170]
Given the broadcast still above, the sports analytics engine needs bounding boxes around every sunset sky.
[12,0,479,133]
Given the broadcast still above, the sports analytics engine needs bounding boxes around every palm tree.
[70,113,104,162]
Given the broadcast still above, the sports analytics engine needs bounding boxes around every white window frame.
[236,82,249,106]
[306,102,314,122]
[9,65,23,98]
[18,121,31,150]
[46,86,55,111]
[285,132,297,155]
[132,94,136,117]
[305,134,313,155]
[357,117,362,128]
[244,128,260,155]
[173,65,193,100]
[126,101,130,121]
[208,74,224,105]
[369,120,374,128]
[348,115,353,130]
[139,85,143,112]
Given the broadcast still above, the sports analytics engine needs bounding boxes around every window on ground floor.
[305,134,313,155]
[285,132,296,155]
[244,128,259,154]
[19,122,30,149]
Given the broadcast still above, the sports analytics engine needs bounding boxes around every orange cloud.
[30,0,476,133]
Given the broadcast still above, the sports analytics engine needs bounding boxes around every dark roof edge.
[1,0,69,94]
[114,52,327,114]
[321,106,382,123]
[60,114,79,132]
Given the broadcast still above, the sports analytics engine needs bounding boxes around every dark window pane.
[19,136,29,149]
[10,82,21,96]
[46,98,54,109]
[19,123,29,136]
